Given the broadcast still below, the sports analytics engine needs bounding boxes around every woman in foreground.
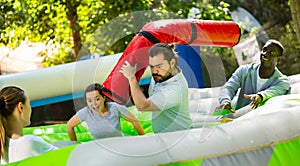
[0,86,57,164]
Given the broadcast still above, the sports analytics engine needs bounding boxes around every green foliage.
[80,10,182,59]
[227,0,300,76]
[0,0,75,65]
[194,1,232,20]
[2,0,297,76]
[0,0,234,67]
[0,0,27,47]
[270,22,300,76]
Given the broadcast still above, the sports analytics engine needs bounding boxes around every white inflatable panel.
[67,94,300,165]
[0,53,152,101]
[188,87,221,99]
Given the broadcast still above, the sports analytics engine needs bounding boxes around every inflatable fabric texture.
[102,19,241,104]
[22,106,153,143]
[23,123,93,143]
[4,95,300,166]
[6,137,300,166]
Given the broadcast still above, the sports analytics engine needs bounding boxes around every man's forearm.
[128,76,150,110]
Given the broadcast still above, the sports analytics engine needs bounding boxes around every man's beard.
[152,71,173,83]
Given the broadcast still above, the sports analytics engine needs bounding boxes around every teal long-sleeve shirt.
[219,63,291,110]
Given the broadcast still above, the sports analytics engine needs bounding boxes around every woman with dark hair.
[67,83,144,141]
[0,86,57,164]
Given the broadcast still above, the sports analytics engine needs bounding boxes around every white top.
[149,71,192,133]
[1,135,57,164]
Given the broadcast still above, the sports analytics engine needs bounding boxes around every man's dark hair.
[148,43,178,64]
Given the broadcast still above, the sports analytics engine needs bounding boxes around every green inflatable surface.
[4,107,153,165]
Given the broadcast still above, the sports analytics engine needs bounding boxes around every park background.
[0,0,299,79]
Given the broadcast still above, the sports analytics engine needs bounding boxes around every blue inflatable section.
[176,45,205,88]
[30,92,84,108]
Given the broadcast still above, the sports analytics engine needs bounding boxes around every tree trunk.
[65,0,82,60]
[290,0,300,44]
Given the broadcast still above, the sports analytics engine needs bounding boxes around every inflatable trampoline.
[1,19,300,166]
[4,91,300,166]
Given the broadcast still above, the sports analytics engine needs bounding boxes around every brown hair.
[148,43,179,66]
[84,83,111,103]
[0,86,25,159]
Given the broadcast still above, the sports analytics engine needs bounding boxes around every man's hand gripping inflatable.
[244,93,263,109]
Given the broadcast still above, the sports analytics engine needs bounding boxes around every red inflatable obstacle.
[102,19,241,104]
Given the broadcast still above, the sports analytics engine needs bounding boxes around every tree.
[222,0,300,76]
[0,1,27,46]
[290,0,300,45]
[65,0,81,60]
[1,0,233,66]
[0,0,155,65]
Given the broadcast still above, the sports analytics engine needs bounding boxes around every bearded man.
[120,43,192,133]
